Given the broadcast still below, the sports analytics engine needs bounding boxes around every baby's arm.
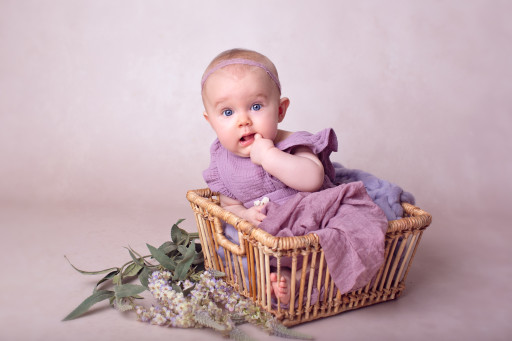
[250,134,324,192]
[220,194,267,226]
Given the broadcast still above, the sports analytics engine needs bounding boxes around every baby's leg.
[270,268,291,305]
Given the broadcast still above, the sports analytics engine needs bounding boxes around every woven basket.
[187,188,431,326]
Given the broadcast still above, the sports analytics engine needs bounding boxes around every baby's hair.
[201,48,281,92]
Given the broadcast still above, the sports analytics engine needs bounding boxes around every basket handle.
[213,216,246,256]
[387,202,432,233]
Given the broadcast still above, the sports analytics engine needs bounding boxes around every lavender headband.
[201,58,281,92]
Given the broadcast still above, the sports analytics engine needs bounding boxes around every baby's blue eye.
[222,109,233,117]
[251,104,262,111]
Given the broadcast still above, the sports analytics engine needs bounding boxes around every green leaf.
[112,273,122,285]
[147,243,176,271]
[122,262,143,277]
[125,247,146,267]
[62,290,114,321]
[95,270,119,288]
[114,284,147,298]
[174,218,186,227]
[171,282,182,293]
[138,266,151,288]
[158,241,178,255]
[171,219,188,245]
[64,256,119,275]
[177,245,188,256]
[173,241,197,281]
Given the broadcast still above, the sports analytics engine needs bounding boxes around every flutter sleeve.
[277,128,339,184]
[202,139,237,199]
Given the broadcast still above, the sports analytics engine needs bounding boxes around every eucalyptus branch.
[63,219,313,340]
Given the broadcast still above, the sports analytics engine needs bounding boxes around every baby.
[201,48,388,305]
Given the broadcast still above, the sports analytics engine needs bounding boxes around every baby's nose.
[237,112,252,126]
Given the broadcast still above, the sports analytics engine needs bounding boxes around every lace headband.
[201,58,281,92]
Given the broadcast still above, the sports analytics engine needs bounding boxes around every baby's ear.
[203,111,210,122]
[278,97,290,122]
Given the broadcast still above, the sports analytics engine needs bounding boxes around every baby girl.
[201,48,388,305]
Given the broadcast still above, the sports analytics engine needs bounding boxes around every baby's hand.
[241,205,267,227]
[250,134,275,166]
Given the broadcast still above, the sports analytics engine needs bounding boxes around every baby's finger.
[254,205,265,212]
[254,133,262,140]
[257,212,267,222]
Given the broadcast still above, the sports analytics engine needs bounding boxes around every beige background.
[1,1,511,340]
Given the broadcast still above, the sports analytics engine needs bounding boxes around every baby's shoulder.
[274,129,294,143]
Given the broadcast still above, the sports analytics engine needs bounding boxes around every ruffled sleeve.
[202,139,237,199]
[276,128,338,184]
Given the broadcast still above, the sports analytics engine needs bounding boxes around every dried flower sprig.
[63,219,313,340]
[136,270,313,340]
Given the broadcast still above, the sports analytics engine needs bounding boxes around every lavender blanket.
[333,162,415,220]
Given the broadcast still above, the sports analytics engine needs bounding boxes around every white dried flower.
[254,196,270,206]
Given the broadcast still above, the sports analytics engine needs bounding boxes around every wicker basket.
[187,188,432,326]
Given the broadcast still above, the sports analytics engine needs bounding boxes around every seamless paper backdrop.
[0,1,511,340]
[1,0,510,216]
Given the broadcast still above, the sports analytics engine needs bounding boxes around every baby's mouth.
[240,133,256,146]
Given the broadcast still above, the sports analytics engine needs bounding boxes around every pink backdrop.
[1,1,511,340]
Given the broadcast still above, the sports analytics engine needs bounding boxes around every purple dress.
[203,129,388,294]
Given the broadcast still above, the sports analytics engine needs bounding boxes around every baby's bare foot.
[270,272,291,305]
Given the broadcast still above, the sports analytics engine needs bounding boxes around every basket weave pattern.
[187,188,431,326]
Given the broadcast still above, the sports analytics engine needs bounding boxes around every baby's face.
[202,66,283,157]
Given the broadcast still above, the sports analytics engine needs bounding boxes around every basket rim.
[186,188,432,251]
